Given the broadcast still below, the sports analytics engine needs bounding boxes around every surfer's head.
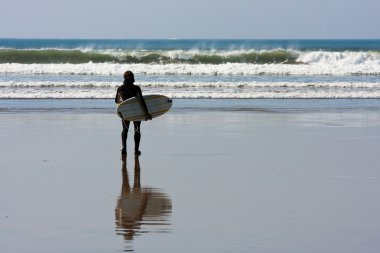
[123,70,135,84]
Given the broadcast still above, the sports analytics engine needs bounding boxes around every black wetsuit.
[115,83,149,153]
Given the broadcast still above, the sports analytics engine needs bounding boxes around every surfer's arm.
[115,91,122,104]
[137,91,152,120]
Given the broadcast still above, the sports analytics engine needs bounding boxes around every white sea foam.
[1,81,379,98]
[297,51,380,65]
[0,50,379,76]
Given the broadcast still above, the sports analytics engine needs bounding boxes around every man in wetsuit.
[115,71,152,156]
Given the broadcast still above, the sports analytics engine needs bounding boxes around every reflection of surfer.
[115,155,172,243]
[115,70,152,156]
[115,155,149,241]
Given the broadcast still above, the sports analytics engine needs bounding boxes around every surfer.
[115,71,152,156]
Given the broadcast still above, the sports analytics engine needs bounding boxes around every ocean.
[0,39,379,99]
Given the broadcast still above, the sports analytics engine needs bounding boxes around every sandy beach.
[1,99,380,253]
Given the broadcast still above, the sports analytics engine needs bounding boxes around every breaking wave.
[0,48,378,66]
[0,48,298,64]
[0,60,379,76]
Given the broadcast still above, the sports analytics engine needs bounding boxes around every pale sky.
[1,0,379,39]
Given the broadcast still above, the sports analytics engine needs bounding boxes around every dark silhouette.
[115,71,152,156]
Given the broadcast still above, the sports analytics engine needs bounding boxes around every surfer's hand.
[145,114,152,121]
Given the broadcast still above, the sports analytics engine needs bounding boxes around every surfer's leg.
[133,121,141,154]
[121,120,130,154]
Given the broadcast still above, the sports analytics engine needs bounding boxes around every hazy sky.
[1,0,379,39]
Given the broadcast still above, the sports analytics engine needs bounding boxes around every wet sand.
[1,100,380,253]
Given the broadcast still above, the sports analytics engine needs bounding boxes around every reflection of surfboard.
[117,94,172,121]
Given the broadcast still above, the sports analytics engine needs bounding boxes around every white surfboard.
[116,94,172,121]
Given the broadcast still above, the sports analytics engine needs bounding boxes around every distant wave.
[0,49,117,64]
[0,48,379,65]
[0,48,298,64]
